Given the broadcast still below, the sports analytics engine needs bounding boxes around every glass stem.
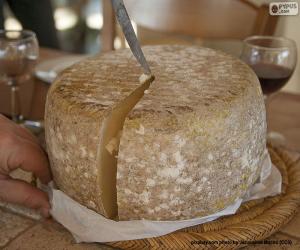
[264,93,276,130]
[8,78,21,123]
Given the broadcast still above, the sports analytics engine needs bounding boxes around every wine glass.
[0,30,43,133]
[240,36,297,145]
[241,36,297,96]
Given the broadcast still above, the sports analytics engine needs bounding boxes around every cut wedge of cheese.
[45,45,266,221]
[97,74,154,218]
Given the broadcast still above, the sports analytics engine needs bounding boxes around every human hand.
[0,114,52,217]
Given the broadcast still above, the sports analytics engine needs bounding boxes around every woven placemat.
[107,145,300,250]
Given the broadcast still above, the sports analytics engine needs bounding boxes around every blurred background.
[1,0,299,93]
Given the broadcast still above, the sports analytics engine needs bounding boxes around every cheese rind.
[116,46,266,220]
[45,45,266,221]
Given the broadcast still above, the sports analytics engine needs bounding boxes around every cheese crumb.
[139,73,152,84]
[135,124,145,135]
[105,137,119,155]
[88,201,96,208]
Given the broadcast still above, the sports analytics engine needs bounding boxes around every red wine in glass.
[249,63,293,95]
[240,36,297,97]
[240,36,297,145]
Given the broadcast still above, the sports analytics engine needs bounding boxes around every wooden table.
[1,48,300,249]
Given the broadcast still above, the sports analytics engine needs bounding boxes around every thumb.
[0,178,50,217]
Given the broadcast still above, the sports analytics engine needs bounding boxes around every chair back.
[102,0,278,51]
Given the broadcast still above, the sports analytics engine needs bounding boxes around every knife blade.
[111,0,152,75]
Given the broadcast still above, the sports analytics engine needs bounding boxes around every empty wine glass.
[240,36,297,145]
[0,30,43,133]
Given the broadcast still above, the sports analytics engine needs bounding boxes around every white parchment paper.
[49,151,282,243]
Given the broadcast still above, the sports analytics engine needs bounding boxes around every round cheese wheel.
[45,45,266,221]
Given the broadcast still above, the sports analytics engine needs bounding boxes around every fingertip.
[37,160,52,184]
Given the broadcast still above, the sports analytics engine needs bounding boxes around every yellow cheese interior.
[98,75,154,219]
